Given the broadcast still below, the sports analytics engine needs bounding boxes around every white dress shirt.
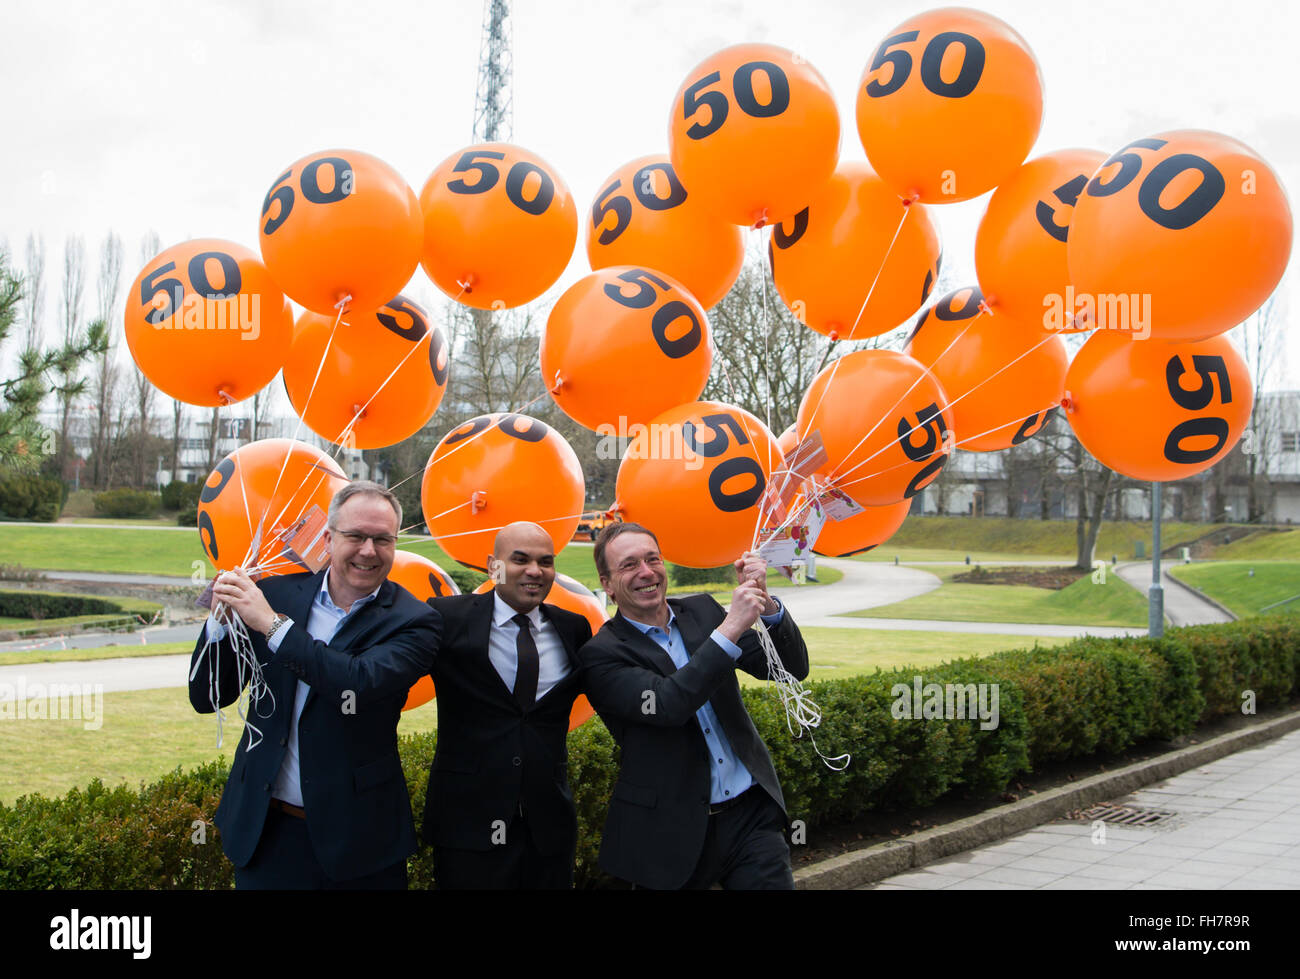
[488,593,570,701]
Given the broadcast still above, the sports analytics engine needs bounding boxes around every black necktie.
[512,613,538,711]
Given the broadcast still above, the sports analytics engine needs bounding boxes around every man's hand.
[718,580,767,644]
[211,568,277,635]
[733,551,778,616]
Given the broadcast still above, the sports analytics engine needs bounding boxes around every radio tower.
[473,0,512,142]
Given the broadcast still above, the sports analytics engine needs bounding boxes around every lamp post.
[1149,481,1164,637]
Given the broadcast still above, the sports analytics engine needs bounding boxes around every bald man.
[420,522,594,889]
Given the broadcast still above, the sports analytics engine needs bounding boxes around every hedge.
[670,564,734,586]
[0,473,62,521]
[0,589,160,622]
[1,615,1295,888]
[161,481,201,512]
[93,489,160,518]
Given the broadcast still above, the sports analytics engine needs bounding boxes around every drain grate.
[1069,803,1178,828]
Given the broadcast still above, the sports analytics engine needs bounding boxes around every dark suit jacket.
[578,593,809,889]
[421,592,593,858]
[188,570,441,882]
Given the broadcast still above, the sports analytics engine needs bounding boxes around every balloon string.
[420,509,592,542]
[835,402,1061,497]
[328,329,434,451]
[756,613,849,771]
[822,306,989,487]
[830,328,1060,492]
[846,200,913,338]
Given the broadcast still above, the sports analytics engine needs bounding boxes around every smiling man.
[580,521,809,890]
[420,521,593,889]
[188,480,441,889]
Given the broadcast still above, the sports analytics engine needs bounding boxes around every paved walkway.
[866,727,1300,890]
[1115,561,1234,626]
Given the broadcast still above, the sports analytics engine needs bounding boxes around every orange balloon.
[469,573,605,729]
[1064,332,1253,482]
[1068,130,1293,342]
[769,162,941,340]
[855,8,1043,203]
[906,286,1066,452]
[420,142,577,309]
[669,44,840,228]
[284,294,450,449]
[388,551,460,712]
[614,401,783,568]
[542,267,712,431]
[777,424,799,458]
[586,155,743,309]
[809,495,912,557]
[421,414,585,570]
[975,148,1108,331]
[197,438,348,575]
[797,349,953,507]
[124,239,294,407]
[257,149,423,316]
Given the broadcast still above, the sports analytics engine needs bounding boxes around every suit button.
[512,756,522,766]
[279,737,287,746]
[263,783,270,792]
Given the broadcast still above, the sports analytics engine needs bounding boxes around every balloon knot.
[334,293,352,312]
[752,208,769,230]
[978,300,994,317]
[549,371,565,395]
[828,329,840,343]
[1060,392,1075,414]
[216,388,236,406]
[457,275,475,294]
[470,491,487,515]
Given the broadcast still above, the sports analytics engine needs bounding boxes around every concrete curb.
[794,708,1300,890]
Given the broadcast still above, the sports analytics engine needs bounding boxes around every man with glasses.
[580,521,809,890]
[189,480,441,889]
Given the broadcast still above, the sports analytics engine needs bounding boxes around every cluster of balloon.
[1067,130,1292,342]
[1064,332,1253,482]
[420,143,577,308]
[197,438,348,575]
[906,286,1066,452]
[258,149,423,316]
[856,8,1044,202]
[283,294,450,449]
[797,350,954,507]
[669,43,840,228]
[124,239,295,406]
[421,414,585,570]
[437,574,605,729]
[586,155,744,310]
[614,401,783,568]
[542,266,713,431]
[769,162,942,341]
[975,148,1107,330]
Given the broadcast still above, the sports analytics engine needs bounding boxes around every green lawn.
[847,565,1149,627]
[1214,530,1300,561]
[0,640,193,667]
[872,516,1235,561]
[0,626,1067,804]
[1168,561,1300,617]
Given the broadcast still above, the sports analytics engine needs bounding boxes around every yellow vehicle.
[573,510,614,542]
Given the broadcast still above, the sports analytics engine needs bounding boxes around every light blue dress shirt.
[622,598,785,805]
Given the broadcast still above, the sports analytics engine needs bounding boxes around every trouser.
[680,786,795,890]
[434,811,574,889]
[234,804,407,890]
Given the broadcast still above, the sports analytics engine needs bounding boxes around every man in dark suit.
[422,521,593,889]
[189,481,441,889]
[580,521,809,890]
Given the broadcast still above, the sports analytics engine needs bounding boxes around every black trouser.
[681,787,795,890]
[434,811,574,889]
[234,805,407,890]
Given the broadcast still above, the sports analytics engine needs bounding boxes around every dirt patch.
[951,565,1088,590]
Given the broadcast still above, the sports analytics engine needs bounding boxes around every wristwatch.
[265,613,290,643]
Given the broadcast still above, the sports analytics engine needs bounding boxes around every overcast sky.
[2,0,1297,395]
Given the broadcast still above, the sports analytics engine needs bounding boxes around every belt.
[708,786,753,815]
[271,798,306,819]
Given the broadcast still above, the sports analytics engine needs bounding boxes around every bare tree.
[22,233,45,352]
[89,233,123,488]
[55,236,87,482]
[1232,294,1286,522]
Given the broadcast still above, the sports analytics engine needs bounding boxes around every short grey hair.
[328,480,402,532]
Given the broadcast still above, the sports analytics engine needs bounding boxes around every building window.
[1282,432,1299,453]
